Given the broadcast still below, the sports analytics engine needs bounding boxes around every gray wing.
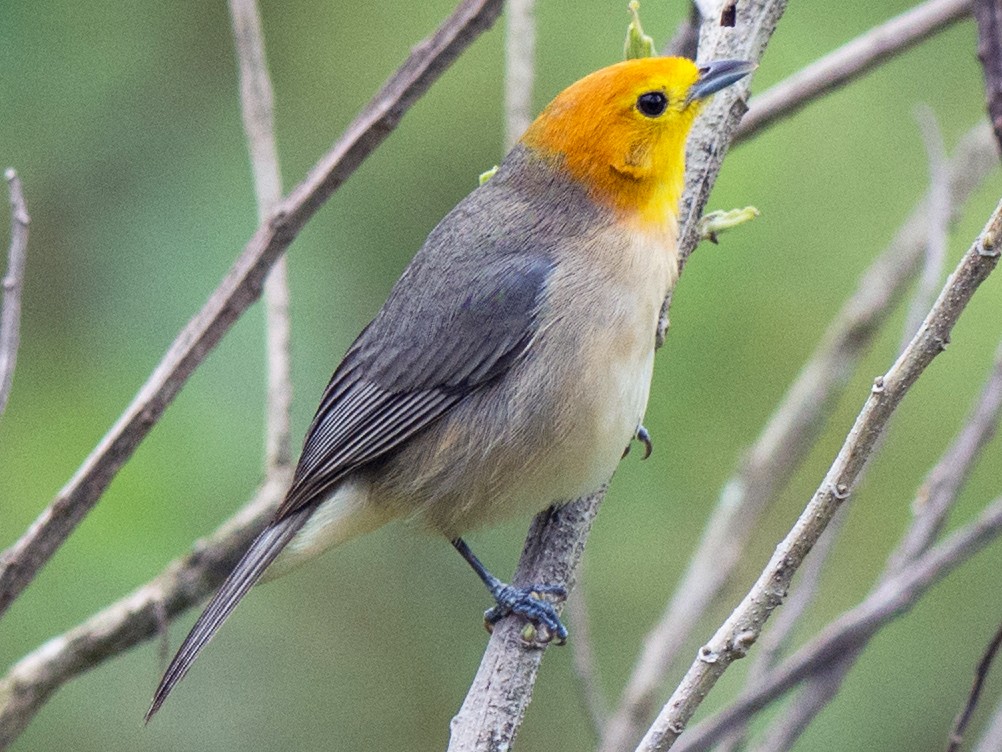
[279,247,554,518]
[147,238,553,720]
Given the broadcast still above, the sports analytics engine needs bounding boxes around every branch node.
[731,630,758,657]
[978,232,1000,257]
[871,376,886,393]
[832,483,851,501]
[698,645,721,664]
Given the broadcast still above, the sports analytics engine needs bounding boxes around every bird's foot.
[623,424,653,459]
[484,583,568,646]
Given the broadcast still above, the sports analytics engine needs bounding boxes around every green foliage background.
[2,1,1001,750]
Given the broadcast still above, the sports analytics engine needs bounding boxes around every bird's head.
[521,57,755,229]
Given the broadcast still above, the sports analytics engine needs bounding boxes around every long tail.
[145,507,312,721]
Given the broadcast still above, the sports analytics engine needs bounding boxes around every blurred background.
[2,1,1002,750]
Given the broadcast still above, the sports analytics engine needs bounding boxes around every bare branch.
[564,587,608,739]
[504,0,535,149]
[736,0,973,143]
[0,472,289,749]
[674,494,1002,752]
[740,333,1002,752]
[662,2,701,59]
[450,3,789,748]
[228,0,293,472]
[974,0,1002,149]
[448,494,603,752]
[691,0,716,20]
[0,169,29,418]
[946,621,1002,752]
[600,122,999,752]
[638,198,1002,752]
[722,508,848,752]
[0,0,504,620]
[901,105,951,348]
[744,668,841,752]
[889,340,1002,572]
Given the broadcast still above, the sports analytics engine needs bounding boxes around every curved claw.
[484,583,568,646]
[624,424,654,459]
[636,425,653,459]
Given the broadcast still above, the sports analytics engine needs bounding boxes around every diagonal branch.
[947,620,1002,752]
[600,121,999,752]
[741,335,1002,752]
[638,196,1002,752]
[674,494,1002,752]
[736,0,972,143]
[503,0,535,150]
[0,475,287,750]
[228,0,293,473]
[449,2,789,749]
[0,0,504,621]
[973,0,1002,149]
[0,169,29,418]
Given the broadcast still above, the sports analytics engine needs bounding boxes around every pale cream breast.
[539,222,679,500]
[355,221,680,539]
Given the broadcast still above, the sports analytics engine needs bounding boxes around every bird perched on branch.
[147,55,754,719]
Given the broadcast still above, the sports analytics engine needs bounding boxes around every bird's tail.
[145,507,311,722]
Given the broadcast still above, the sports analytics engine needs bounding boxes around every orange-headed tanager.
[147,55,755,718]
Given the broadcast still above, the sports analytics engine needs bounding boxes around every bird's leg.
[623,423,654,459]
[451,538,568,645]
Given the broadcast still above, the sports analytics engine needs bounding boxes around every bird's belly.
[370,231,674,537]
[534,342,654,504]
[375,308,658,536]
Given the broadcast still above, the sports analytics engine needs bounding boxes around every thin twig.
[565,588,608,739]
[902,105,951,348]
[973,0,1002,149]
[504,0,535,149]
[0,473,289,749]
[228,0,293,473]
[747,337,1002,752]
[0,0,505,621]
[889,339,1002,573]
[739,111,950,752]
[682,332,1002,749]
[662,2,701,59]
[746,667,842,752]
[736,0,973,143]
[449,3,788,748]
[947,621,1002,752]
[599,122,999,752]
[0,169,29,418]
[719,507,848,752]
[673,494,1002,752]
[638,199,1002,752]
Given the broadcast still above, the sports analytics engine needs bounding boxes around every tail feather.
[146,508,312,721]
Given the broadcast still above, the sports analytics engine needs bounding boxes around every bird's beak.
[687,59,757,103]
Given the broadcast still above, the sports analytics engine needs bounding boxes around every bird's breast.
[366,222,680,537]
[538,223,679,497]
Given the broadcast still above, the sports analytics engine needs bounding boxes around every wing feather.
[148,181,556,718]
[276,251,553,520]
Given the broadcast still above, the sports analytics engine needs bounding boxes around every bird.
[146,55,755,720]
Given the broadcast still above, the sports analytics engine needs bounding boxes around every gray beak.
[687,59,757,102]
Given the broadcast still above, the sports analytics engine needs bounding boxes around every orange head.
[521,57,754,230]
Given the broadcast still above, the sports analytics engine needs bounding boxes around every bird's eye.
[636,91,668,117]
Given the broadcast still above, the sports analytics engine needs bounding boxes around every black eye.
[637,91,668,117]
